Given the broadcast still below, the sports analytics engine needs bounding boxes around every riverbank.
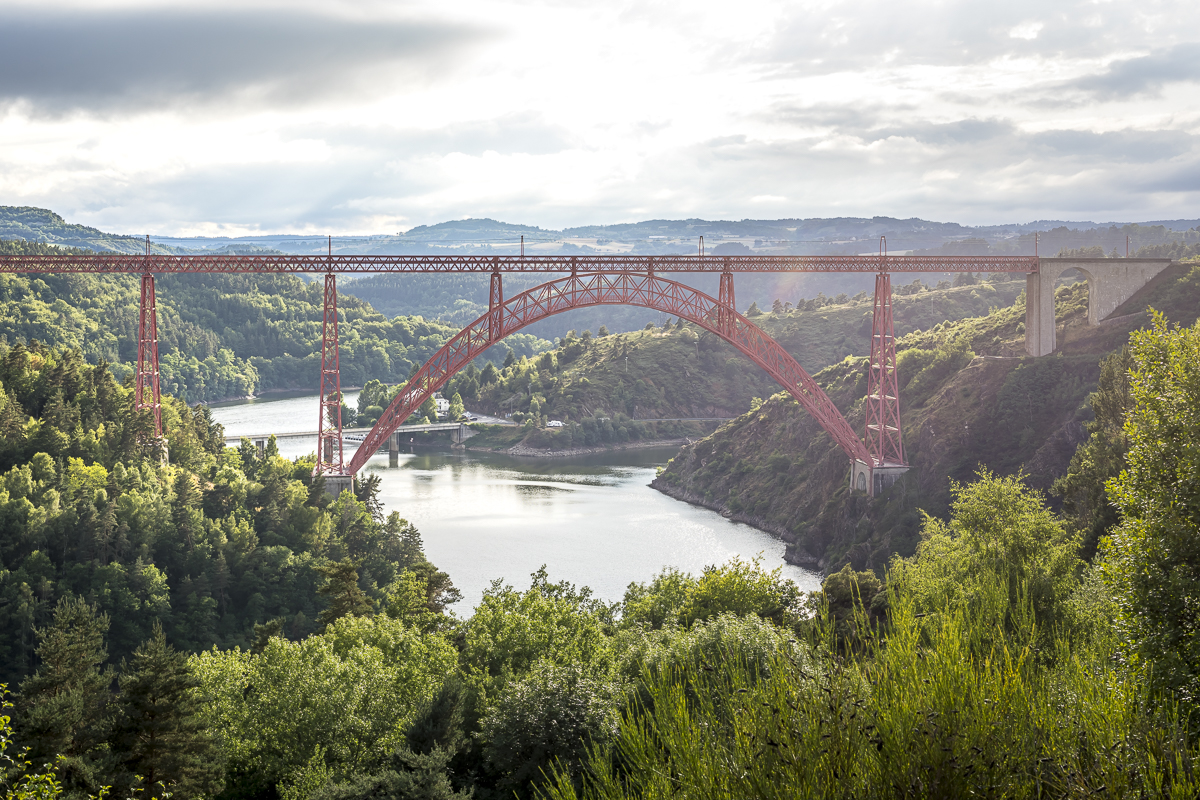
[464,437,695,458]
[650,477,824,572]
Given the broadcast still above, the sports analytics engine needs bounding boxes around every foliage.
[1103,312,1200,703]
[110,623,223,799]
[0,338,457,688]
[620,557,803,631]
[890,470,1082,645]
[191,614,457,799]
[543,479,1199,800]
[1054,347,1132,557]
[479,662,620,799]
[16,599,113,795]
[1,689,65,800]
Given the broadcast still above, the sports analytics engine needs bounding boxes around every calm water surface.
[208,394,820,609]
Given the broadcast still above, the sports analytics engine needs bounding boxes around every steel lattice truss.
[135,274,163,437]
[343,272,871,476]
[318,274,345,474]
[865,274,904,466]
[0,253,1039,274]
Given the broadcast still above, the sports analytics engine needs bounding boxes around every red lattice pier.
[0,252,1040,495]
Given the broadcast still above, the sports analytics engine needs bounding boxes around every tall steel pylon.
[316,252,344,475]
[135,235,163,441]
[865,271,904,467]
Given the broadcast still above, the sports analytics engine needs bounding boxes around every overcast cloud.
[0,0,1198,234]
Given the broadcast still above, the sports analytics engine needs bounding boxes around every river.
[210,393,821,610]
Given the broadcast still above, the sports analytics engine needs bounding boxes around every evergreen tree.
[316,559,372,630]
[448,393,464,421]
[111,623,224,800]
[354,473,385,524]
[18,597,114,793]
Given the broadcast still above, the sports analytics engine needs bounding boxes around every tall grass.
[542,588,1197,800]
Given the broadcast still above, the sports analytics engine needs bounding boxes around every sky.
[0,0,1198,236]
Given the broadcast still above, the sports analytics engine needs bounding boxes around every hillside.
[0,266,458,402]
[652,259,1200,573]
[440,277,1022,422]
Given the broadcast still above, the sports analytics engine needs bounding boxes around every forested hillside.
[0,264,458,402]
[430,277,1024,440]
[0,336,459,686]
[653,258,1200,573]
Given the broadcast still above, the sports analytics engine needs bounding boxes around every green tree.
[191,616,457,798]
[417,397,438,425]
[447,393,464,422]
[110,623,224,799]
[17,598,114,793]
[1054,346,1132,558]
[1103,312,1200,701]
[316,560,372,630]
[479,662,620,799]
[890,470,1082,645]
[1,689,66,800]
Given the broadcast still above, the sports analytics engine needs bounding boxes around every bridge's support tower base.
[851,461,909,497]
[323,474,354,498]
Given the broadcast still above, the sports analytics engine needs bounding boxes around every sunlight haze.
[1,0,1197,233]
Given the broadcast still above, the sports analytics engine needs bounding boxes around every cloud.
[0,7,488,116]
[1070,43,1200,99]
[286,113,580,158]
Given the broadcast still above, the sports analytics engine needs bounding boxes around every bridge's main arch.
[337,271,873,477]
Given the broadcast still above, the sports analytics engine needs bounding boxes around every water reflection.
[207,395,821,610]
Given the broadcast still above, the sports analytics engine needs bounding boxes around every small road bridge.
[1,240,1170,496]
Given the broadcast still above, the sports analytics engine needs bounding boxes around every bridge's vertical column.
[718,270,735,337]
[488,270,503,340]
[135,272,163,440]
[388,431,399,467]
[866,272,905,469]
[317,271,345,475]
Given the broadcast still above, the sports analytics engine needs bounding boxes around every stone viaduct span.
[0,246,1170,496]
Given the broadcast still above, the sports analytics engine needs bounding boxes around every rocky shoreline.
[649,477,825,573]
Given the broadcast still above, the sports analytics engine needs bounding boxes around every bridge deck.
[0,254,1039,274]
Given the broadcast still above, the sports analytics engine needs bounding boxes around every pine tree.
[316,559,372,629]
[18,596,114,792]
[111,623,224,799]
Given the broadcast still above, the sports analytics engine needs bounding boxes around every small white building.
[433,393,451,419]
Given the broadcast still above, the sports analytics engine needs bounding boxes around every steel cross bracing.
[866,273,904,466]
[317,273,345,474]
[341,272,871,476]
[135,273,163,437]
[0,253,1040,274]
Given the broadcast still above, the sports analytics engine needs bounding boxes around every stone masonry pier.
[1025,258,1173,357]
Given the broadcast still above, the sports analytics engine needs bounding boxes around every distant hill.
[0,206,174,254]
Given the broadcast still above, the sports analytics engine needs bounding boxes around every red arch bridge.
[0,247,1040,496]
